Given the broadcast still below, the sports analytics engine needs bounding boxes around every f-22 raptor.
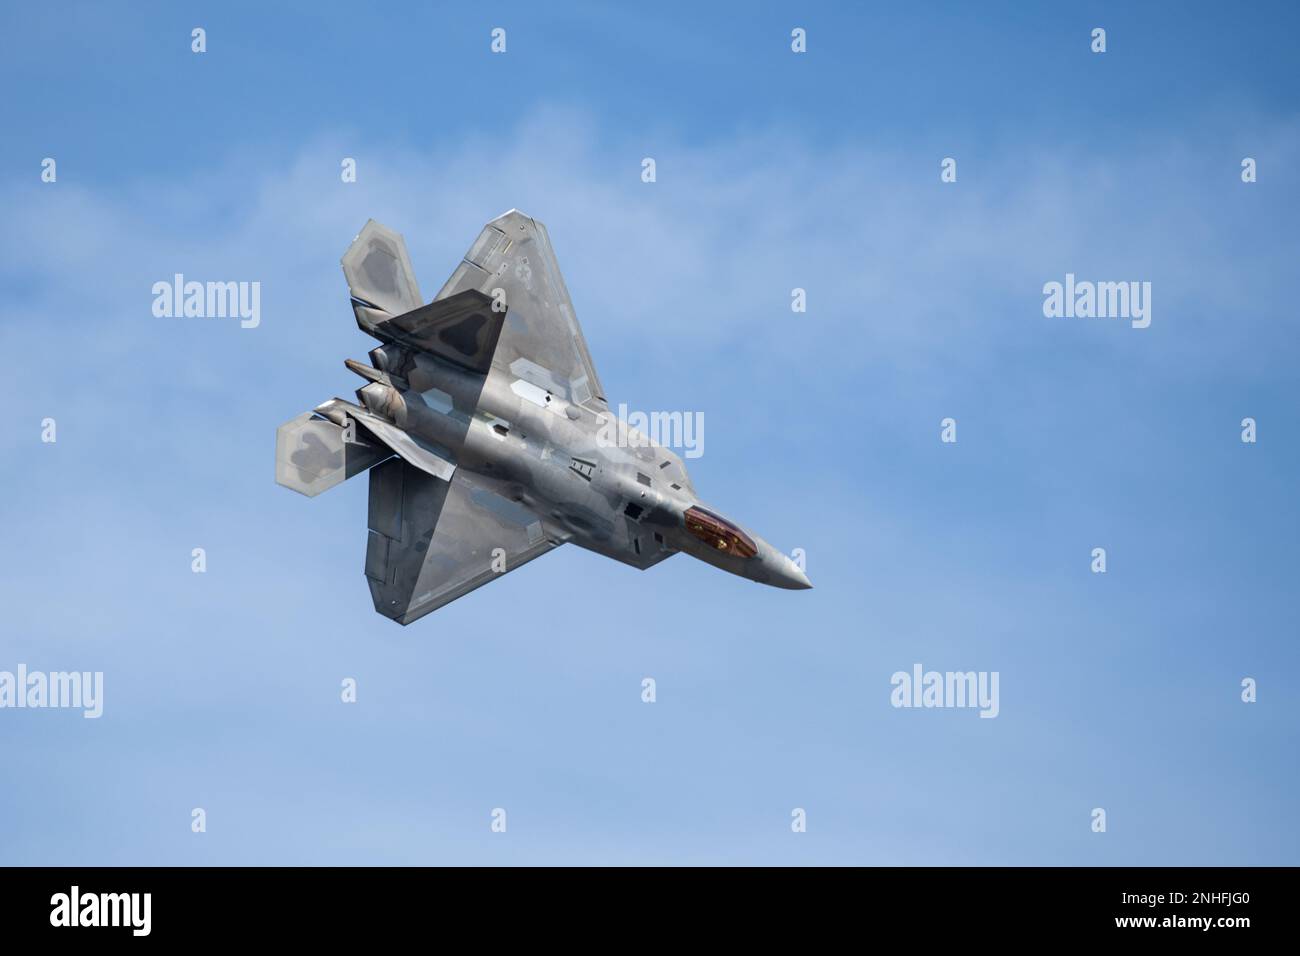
[276,211,811,625]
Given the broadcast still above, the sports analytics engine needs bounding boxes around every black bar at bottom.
[0,866,1286,940]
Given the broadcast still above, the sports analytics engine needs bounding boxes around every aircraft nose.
[761,543,812,590]
[783,563,813,590]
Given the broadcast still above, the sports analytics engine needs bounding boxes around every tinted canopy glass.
[684,507,758,558]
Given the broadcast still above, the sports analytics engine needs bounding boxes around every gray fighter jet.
[275,210,811,624]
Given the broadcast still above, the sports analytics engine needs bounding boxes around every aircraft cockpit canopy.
[684,506,758,558]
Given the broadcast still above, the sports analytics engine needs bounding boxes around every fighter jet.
[275,210,811,624]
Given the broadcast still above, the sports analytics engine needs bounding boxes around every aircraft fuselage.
[355,346,811,590]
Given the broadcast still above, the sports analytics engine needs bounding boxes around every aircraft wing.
[364,458,563,625]
[433,209,606,409]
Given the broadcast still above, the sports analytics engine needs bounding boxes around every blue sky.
[1,1,1296,864]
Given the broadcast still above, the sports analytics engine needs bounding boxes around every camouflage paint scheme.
[276,210,811,625]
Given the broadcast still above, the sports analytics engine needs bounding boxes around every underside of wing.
[434,210,606,410]
[364,459,564,624]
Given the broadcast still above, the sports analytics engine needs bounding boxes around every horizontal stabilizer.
[365,289,504,374]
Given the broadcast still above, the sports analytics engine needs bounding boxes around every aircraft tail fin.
[342,219,505,373]
[275,407,393,497]
[342,220,424,327]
